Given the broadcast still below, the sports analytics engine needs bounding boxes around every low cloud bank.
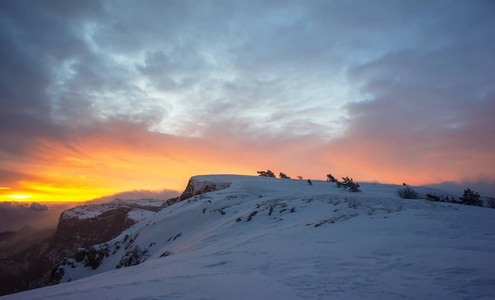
[87,189,181,204]
[429,180,495,198]
[0,202,49,212]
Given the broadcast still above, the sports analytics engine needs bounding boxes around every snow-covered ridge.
[61,199,168,220]
[61,176,234,220]
[7,175,495,300]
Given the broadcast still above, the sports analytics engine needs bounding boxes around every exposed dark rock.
[51,207,136,257]
[179,179,231,201]
[160,251,173,257]
[116,245,148,269]
[173,232,182,241]
[247,211,258,221]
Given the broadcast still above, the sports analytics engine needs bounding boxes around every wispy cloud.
[1,0,494,198]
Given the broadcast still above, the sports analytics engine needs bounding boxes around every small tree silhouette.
[426,194,456,203]
[279,172,291,179]
[459,188,483,206]
[397,187,418,199]
[486,197,495,209]
[257,170,276,178]
[326,174,337,182]
[337,176,360,192]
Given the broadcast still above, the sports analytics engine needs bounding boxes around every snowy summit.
[4,175,495,299]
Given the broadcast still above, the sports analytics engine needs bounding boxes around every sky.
[1,0,495,211]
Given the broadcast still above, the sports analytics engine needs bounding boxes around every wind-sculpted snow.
[5,175,495,300]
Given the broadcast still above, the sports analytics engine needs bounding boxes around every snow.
[4,175,495,299]
[126,209,156,222]
[61,199,166,220]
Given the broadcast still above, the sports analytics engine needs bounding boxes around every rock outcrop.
[180,178,231,200]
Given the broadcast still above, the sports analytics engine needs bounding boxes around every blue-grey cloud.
[0,202,74,232]
[3,0,492,138]
[87,189,181,204]
[1,0,494,195]
[0,202,48,212]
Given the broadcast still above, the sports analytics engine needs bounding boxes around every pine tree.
[257,170,276,178]
[459,188,483,206]
[339,176,360,192]
[326,174,337,182]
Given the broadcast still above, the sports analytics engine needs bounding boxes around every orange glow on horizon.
[0,134,258,202]
[7,195,33,199]
[2,121,493,203]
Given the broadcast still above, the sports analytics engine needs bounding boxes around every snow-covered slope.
[5,175,495,299]
[61,199,167,221]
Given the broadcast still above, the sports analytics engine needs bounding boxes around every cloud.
[330,13,495,184]
[0,202,49,212]
[87,189,181,204]
[28,202,49,211]
[429,179,495,197]
[1,0,495,200]
[0,201,76,232]
[0,170,40,191]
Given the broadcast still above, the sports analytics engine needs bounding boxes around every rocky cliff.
[179,178,231,200]
[0,199,171,296]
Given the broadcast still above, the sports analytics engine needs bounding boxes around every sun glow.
[8,195,33,199]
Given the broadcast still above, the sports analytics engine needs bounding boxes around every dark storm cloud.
[0,0,102,112]
[0,0,104,161]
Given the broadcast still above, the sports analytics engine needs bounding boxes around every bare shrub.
[397,187,418,199]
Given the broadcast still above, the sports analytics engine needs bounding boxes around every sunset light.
[0,1,494,200]
[1,1,495,299]
[7,195,33,200]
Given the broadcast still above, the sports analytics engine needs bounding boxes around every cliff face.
[0,200,166,296]
[50,207,136,258]
[179,178,231,200]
